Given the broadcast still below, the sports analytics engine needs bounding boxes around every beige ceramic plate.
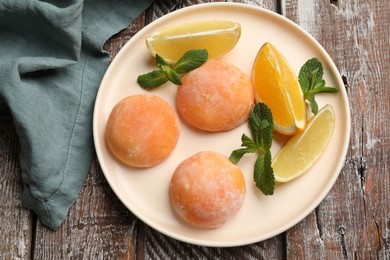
[93,3,350,247]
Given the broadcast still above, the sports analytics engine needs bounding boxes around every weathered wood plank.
[32,159,141,259]
[282,0,390,258]
[227,0,278,11]
[0,101,33,259]
[139,226,285,260]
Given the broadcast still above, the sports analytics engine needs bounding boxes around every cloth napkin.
[0,0,153,230]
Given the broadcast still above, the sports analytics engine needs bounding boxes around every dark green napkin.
[0,0,153,229]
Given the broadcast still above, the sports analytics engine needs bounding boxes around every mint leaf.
[156,53,169,68]
[298,58,337,114]
[308,92,319,115]
[241,133,258,149]
[229,102,275,196]
[313,85,338,94]
[173,49,208,74]
[137,49,208,89]
[254,150,274,196]
[137,70,168,89]
[161,64,182,85]
[229,134,259,164]
[249,102,273,150]
[229,147,258,164]
[299,59,323,94]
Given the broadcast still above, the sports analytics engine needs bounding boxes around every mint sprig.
[137,49,208,89]
[298,58,338,114]
[160,64,182,85]
[137,69,168,88]
[173,49,209,74]
[229,103,275,196]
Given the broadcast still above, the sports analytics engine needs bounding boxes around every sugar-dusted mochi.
[176,60,254,132]
[170,151,246,228]
[105,94,179,167]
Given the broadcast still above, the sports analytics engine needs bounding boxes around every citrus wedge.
[251,42,306,135]
[272,104,335,183]
[145,20,241,63]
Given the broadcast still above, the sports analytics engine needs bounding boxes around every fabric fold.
[0,0,153,229]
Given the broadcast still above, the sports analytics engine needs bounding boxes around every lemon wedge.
[272,104,335,183]
[145,20,241,63]
[251,42,306,135]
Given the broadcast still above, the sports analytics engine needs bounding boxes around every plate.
[93,3,350,247]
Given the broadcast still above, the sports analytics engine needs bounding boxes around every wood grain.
[32,159,141,259]
[283,0,390,258]
[0,103,33,259]
[0,0,389,259]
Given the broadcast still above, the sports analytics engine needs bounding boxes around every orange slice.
[251,42,306,135]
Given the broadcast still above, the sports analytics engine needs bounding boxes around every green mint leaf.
[161,64,182,85]
[313,85,338,94]
[254,150,274,196]
[137,70,168,89]
[241,134,258,149]
[137,49,209,89]
[156,54,169,68]
[230,102,275,195]
[173,49,208,74]
[310,67,323,90]
[249,103,273,151]
[299,58,323,93]
[229,134,259,164]
[313,78,326,91]
[299,58,338,114]
[229,147,259,164]
[308,93,319,115]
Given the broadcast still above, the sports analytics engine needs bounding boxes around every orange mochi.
[105,94,179,168]
[176,60,254,132]
[170,151,246,228]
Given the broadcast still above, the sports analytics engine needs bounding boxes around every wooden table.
[1,0,389,258]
